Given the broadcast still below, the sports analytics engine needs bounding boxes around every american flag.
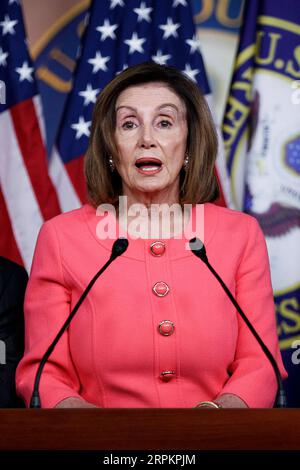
[0,0,60,271]
[0,0,231,270]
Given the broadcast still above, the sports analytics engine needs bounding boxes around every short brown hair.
[84,62,219,207]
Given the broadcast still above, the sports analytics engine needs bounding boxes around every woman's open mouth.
[135,157,163,175]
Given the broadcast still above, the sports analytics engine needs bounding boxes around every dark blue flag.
[223,0,300,406]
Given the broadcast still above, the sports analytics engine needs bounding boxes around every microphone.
[189,237,287,408]
[30,238,129,408]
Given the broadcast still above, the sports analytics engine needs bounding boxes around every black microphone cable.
[189,237,287,408]
[30,238,129,408]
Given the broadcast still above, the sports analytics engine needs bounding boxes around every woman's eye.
[159,120,172,128]
[122,120,137,130]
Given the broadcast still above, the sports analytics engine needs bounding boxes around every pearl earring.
[183,154,189,171]
[108,156,115,172]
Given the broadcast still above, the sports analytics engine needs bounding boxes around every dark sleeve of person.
[0,257,28,407]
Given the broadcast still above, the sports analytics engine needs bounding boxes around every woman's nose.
[139,124,156,148]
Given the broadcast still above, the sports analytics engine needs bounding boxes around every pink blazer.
[16,203,287,408]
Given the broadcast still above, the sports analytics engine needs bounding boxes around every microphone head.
[112,237,129,257]
[189,237,208,263]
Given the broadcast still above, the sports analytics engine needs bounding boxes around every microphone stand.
[30,238,128,408]
[189,237,287,408]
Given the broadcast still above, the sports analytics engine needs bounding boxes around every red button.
[150,241,166,256]
[160,371,175,382]
[158,320,175,336]
[153,281,169,297]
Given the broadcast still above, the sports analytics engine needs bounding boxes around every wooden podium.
[0,409,300,450]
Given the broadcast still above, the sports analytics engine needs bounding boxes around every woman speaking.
[16,62,286,408]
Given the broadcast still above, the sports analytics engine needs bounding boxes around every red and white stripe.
[49,147,82,212]
[33,96,82,213]
[0,95,61,271]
